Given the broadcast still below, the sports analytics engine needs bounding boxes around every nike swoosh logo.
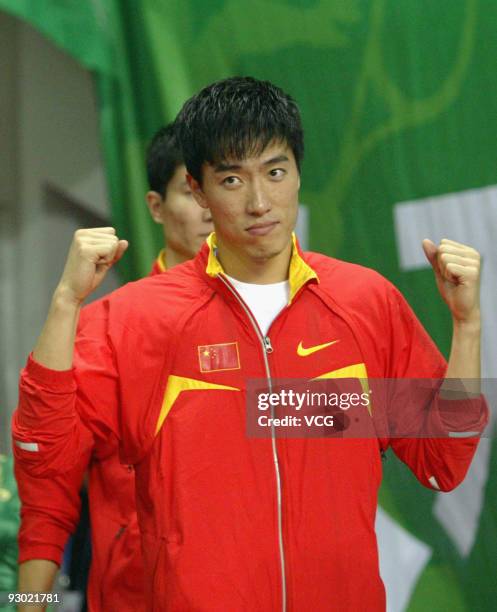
[297,340,340,357]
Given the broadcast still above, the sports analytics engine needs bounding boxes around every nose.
[246,181,271,217]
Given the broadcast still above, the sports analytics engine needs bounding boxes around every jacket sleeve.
[15,448,90,565]
[12,300,119,477]
[385,285,489,492]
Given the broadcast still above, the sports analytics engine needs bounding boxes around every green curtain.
[2,1,496,609]
[0,455,19,610]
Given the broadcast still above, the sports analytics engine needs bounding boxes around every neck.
[215,239,292,284]
[164,246,190,269]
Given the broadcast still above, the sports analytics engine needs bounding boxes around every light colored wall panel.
[0,14,119,451]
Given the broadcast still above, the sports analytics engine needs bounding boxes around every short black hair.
[146,123,184,197]
[176,76,304,183]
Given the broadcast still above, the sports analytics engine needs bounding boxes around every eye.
[269,168,286,179]
[221,176,242,187]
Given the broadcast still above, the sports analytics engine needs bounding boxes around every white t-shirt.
[225,275,290,336]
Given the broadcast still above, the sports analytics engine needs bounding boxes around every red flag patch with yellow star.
[198,342,240,373]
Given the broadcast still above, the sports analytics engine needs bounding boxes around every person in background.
[14,123,213,612]
[146,124,214,273]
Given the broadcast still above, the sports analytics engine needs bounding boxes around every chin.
[247,239,288,262]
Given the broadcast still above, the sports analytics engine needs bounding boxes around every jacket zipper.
[217,274,286,612]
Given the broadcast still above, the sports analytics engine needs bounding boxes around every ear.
[187,174,208,209]
[146,191,165,224]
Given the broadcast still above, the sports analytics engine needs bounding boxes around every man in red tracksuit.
[13,77,487,611]
[14,123,213,611]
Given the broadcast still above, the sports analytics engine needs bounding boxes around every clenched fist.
[56,227,128,304]
[422,238,481,324]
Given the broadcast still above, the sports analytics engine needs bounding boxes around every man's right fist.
[56,228,128,304]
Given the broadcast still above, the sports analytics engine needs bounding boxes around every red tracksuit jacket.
[14,250,167,612]
[13,237,487,611]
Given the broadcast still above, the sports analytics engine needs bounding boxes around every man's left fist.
[422,238,481,324]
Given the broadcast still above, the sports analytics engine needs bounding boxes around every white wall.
[0,12,120,452]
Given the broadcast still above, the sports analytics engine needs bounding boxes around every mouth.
[246,221,279,236]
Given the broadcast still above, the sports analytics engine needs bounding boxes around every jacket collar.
[149,249,167,276]
[202,232,319,303]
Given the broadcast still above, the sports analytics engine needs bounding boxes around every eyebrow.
[262,155,289,166]
[213,155,290,173]
[214,162,242,173]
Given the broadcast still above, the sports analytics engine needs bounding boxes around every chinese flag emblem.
[198,342,240,373]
